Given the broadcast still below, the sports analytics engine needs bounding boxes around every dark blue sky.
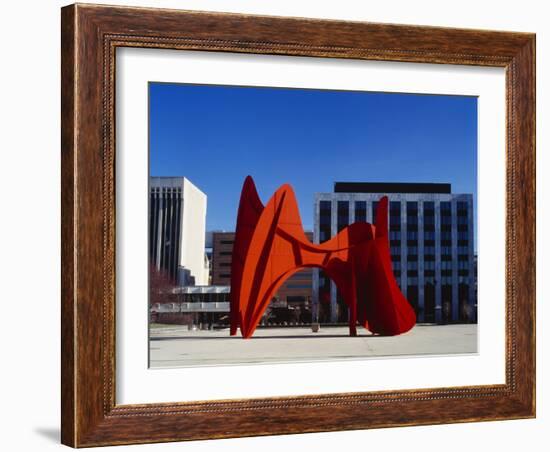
[149,83,477,233]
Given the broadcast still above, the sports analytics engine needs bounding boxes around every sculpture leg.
[348,279,358,337]
[349,309,357,336]
[347,258,358,337]
[229,308,238,336]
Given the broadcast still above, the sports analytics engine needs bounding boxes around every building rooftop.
[333,182,452,194]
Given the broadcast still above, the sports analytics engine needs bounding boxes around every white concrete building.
[149,177,210,286]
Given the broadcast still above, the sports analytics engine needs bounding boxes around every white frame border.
[116,48,506,404]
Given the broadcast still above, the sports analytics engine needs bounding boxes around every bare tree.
[149,264,176,307]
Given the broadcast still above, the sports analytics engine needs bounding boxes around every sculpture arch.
[230,176,416,338]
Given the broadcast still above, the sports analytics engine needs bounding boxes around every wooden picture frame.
[61,3,535,447]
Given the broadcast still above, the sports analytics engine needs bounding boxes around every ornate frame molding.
[61,4,535,447]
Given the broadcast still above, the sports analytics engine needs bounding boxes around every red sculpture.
[230,176,416,338]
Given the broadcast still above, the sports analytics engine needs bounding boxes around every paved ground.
[149,324,477,368]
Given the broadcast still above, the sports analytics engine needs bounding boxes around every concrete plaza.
[149,324,477,368]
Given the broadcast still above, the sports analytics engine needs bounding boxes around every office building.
[211,232,235,286]
[149,177,210,286]
[313,182,475,324]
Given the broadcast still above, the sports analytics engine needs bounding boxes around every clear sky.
[149,82,477,234]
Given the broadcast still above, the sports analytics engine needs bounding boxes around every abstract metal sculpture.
[230,176,416,338]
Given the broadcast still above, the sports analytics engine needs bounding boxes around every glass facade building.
[312,182,475,324]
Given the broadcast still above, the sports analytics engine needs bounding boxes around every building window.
[390,201,401,212]
[407,201,418,213]
[319,200,332,243]
[337,201,349,232]
[389,231,401,241]
[390,202,401,230]
[440,231,452,241]
[407,231,418,241]
[406,202,418,228]
[320,201,331,223]
[424,201,435,215]
[354,201,367,222]
[457,201,468,216]
[424,231,435,241]
[458,231,469,240]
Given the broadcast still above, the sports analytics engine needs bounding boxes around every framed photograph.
[61,3,535,447]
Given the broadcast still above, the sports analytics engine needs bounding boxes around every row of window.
[441,246,453,255]
[320,201,470,217]
[393,261,472,271]
[321,213,469,225]
[391,245,470,255]
[319,272,473,288]
[150,187,182,194]
[393,271,472,282]
[386,230,471,243]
